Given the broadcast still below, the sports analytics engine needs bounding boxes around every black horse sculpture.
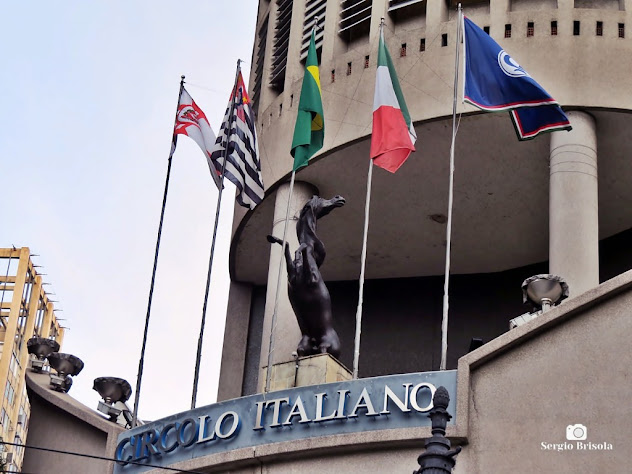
[267,195,345,358]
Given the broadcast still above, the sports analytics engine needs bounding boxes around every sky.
[1,1,258,421]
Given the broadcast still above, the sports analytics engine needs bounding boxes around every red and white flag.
[370,28,417,173]
[171,88,221,189]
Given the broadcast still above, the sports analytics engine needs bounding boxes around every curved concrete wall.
[251,0,632,200]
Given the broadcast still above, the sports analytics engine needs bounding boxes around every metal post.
[440,4,463,371]
[191,60,242,409]
[413,386,461,474]
[132,77,185,428]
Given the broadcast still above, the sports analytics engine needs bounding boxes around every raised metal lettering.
[253,401,266,430]
[215,411,240,439]
[409,383,436,412]
[115,436,133,465]
[283,396,311,425]
[177,418,198,447]
[348,388,379,418]
[159,423,179,452]
[334,389,350,419]
[314,392,337,422]
[196,416,216,444]
[266,397,290,428]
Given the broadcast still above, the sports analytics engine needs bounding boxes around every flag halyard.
[210,71,265,210]
[291,31,324,171]
[462,16,571,140]
[370,28,416,173]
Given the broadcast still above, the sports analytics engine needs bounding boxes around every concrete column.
[259,181,318,382]
[217,281,253,402]
[549,111,598,298]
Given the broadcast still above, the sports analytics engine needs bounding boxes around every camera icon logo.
[566,424,587,441]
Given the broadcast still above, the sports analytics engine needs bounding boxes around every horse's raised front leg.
[267,235,295,280]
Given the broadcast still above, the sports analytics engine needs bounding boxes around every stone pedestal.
[260,353,352,393]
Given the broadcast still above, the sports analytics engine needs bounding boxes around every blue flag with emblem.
[463,16,571,140]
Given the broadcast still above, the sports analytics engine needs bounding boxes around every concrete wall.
[230,224,632,396]
[23,371,123,474]
[23,395,110,474]
[453,266,632,472]
[250,0,632,207]
[164,263,632,474]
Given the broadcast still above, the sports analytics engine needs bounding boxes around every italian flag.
[370,28,417,173]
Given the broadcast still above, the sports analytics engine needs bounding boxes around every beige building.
[113,0,632,472]
[0,247,65,471]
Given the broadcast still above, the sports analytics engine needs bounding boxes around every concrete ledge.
[142,270,632,473]
[26,370,122,436]
[143,424,465,474]
[455,267,632,440]
[25,370,124,468]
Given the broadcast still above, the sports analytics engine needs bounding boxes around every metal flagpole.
[132,76,186,428]
[264,170,297,393]
[440,5,463,371]
[191,60,242,409]
[264,16,320,394]
[352,158,374,379]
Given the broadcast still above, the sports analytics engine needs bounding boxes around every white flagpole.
[191,60,242,409]
[440,5,463,371]
[264,16,320,393]
[352,158,374,379]
[264,170,296,393]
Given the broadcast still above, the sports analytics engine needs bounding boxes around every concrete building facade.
[220,0,632,401]
[0,247,65,471]
[114,0,632,472]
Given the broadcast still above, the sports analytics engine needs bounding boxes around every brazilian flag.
[291,30,324,171]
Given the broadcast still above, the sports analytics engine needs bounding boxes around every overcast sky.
[1,0,258,421]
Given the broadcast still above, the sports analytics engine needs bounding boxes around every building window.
[483,26,490,34]
[619,23,625,38]
[290,94,293,107]
[400,43,407,57]
[527,22,534,37]
[279,103,282,116]
[9,353,19,379]
[574,21,580,36]
[347,62,352,75]
[331,69,335,83]
[419,38,426,51]
[441,33,448,47]
[551,21,558,36]
[364,55,370,68]
[0,408,8,433]
[505,24,512,38]
[4,381,15,407]
[596,21,603,36]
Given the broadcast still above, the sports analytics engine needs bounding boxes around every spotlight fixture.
[522,274,568,312]
[511,274,569,329]
[27,337,60,372]
[93,377,132,423]
[47,353,84,393]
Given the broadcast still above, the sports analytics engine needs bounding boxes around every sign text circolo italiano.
[114,371,457,472]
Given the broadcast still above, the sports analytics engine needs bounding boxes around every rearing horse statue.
[267,195,345,358]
